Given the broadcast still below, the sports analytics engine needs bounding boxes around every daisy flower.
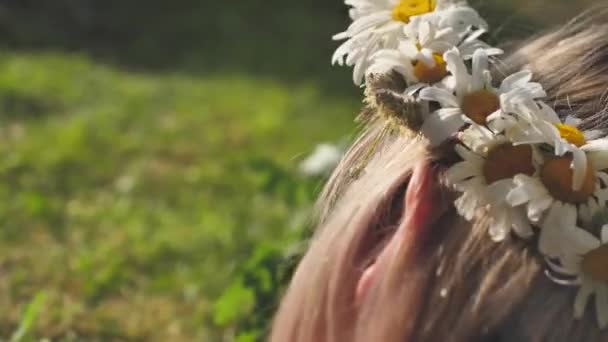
[369,19,502,92]
[491,102,608,244]
[507,102,608,191]
[332,0,488,84]
[505,109,608,213]
[447,124,538,241]
[419,48,545,145]
[506,163,608,246]
[544,224,608,328]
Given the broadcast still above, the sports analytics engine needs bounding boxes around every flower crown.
[332,0,608,328]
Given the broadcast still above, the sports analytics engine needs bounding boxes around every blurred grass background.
[0,0,599,341]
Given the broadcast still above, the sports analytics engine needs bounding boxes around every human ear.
[355,160,447,305]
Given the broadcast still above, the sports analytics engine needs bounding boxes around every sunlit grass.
[0,52,357,340]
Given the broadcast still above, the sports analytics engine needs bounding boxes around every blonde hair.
[271,7,608,342]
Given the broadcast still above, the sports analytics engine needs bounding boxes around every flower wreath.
[332,0,608,328]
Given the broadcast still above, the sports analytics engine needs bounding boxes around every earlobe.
[356,262,377,307]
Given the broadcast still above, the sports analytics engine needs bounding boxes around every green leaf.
[236,331,260,342]
[213,282,255,326]
[10,291,47,342]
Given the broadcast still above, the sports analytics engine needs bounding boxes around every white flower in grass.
[419,48,546,145]
[370,19,501,93]
[299,143,345,177]
[447,125,538,241]
[505,102,608,192]
[332,0,488,84]
[544,224,608,328]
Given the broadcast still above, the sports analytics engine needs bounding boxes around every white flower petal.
[399,40,420,58]
[332,39,354,65]
[559,255,583,274]
[527,196,553,223]
[353,56,368,85]
[419,87,459,108]
[419,49,436,67]
[464,27,486,42]
[579,198,597,227]
[581,138,608,152]
[444,48,471,97]
[564,116,583,127]
[347,11,392,37]
[574,280,594,319]
[455,187,485,221]
[536,102,561,124]
[486,179,514,205]
[459,41,503,58]
[507,175,546,207]
[499,70,532,93]
[571,148,588,191]
[489,209,510,242]
[539,202,568,257]
[420,108,465,146]
[561,204,578,231]
[435,6,488,32]
[446,161,481,184]
[569,227,601,254]
[454,143,485,164]
[510,208,534,239]
[471,49,489,91]
[523,83,547,99]
[418,20,432,45]
[506,184,533,207]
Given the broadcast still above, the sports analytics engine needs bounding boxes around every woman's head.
[271,6,608,342]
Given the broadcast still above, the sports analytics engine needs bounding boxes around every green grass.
[0,52,357,341]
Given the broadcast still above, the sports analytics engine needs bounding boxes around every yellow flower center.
[540,156,595,204]
[413,54,448,84]
[581,244,608,282]
[392,0,437,23]
[556,124,586,147]
[483,144,535,184]
[461,90,501,125]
